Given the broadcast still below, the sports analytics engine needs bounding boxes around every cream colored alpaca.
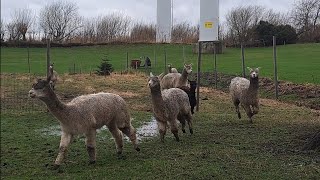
[29,66,140,168]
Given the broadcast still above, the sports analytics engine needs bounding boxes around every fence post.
[183,46,186,64]
[164,50,167,74]
[241,43,246,78]
[46,38,51,77]
[273,36,279,99]
[126,52,129,70]
[196,41,202,112]
[154,47,157,72]
[27,45,31,74]
[214,43,217,89]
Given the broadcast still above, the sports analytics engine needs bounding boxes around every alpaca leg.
[54,132,72,168]
[157,121,167,142]
[252,104,259,115]
[234,99,241,119]
[108,127,124,157]
[168,120,180,142]
[242,104,253,123]
[119,126,140,152]
[85,130,97,164]
[177,114,186,133]
[191,105,195,114]
[186,113,193,134]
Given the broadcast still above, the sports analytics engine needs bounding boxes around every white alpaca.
[229,67,260,123]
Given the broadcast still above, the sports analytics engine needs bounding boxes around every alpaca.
[179,80,197,114]
[29,66,140,168]
[229,67,260,123]
[161,64,192,90]
[148,72,193,142]
[167,64,178,73]
[48,63,58,90]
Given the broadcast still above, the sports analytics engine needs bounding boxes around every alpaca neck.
[150,87,167,121]
[150,87,165,108]
[40,88,66,112]
[248,77,259,96]
[180,69,188,83]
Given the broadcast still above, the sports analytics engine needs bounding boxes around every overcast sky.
[1,0,293,25]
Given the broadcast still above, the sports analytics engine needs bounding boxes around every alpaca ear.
[149,72,154,77]
[255,67,261,72]
[189,63,193,66]
[247,67,253,71]
[158,73,164,80]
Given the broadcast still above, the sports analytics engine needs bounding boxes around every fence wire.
[1,74,46,114]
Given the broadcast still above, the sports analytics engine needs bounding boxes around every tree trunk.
[303,131,320,150]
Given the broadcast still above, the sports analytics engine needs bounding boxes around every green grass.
[1,73,319,179]
[1,43,320,84]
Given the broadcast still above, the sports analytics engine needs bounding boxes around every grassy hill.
[1,43,319,84]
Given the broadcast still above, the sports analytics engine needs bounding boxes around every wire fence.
[1,74,47,114]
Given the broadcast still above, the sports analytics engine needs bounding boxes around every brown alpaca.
[148,72,193,142]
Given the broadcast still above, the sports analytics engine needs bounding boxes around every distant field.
[1,43,319,84]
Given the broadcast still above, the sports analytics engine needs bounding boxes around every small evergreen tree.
[96,55,114,76]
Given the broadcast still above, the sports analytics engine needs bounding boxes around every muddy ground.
[190,72,320,110]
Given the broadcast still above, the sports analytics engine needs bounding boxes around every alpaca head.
[247,67,260,79]
[184,64,192,74]
[148,72,161,90]
[188,80,197,92]
[29,66,54,99]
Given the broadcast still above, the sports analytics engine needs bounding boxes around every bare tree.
[226,5,265,45]
[291,0,320,35]
[264,9,290,26]
[80,17,97,43]
[11,8,33,41]
[171,21,198,43]
[6,22,20,41]
[96,13,131,42]
[39,1,82,42]
[130,22,156,43]
[0,19,5,41]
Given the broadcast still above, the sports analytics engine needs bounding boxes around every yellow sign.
[204,22,213,28]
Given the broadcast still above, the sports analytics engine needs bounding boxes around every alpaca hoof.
[117,152,125,160]
[135,147,140,152]
[182,129,186,133]
[88,160,96,165]
[190,129,193,134]
[49,164,60,170]
[238,113,241,119]
[175,138,180,142]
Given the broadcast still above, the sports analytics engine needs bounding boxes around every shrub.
[96,55,114,76]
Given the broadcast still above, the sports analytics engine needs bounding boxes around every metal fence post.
[241,43,245,78]
[273,36,279,99]
[196,41,202,112]
[46,38,50,77]
[164,50,167,74]
[214,43,217,89]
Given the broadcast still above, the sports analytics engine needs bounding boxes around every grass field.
[1,43,319,84]
[1,73,319,179]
